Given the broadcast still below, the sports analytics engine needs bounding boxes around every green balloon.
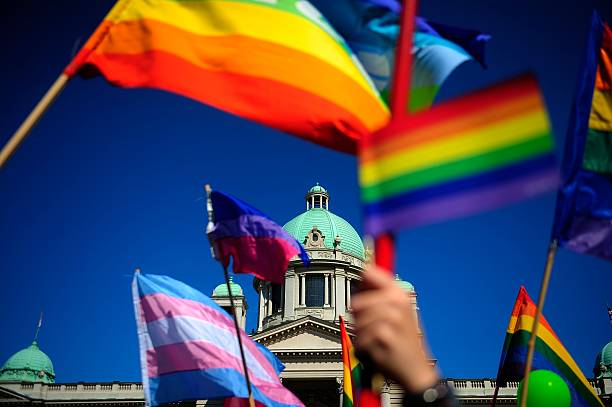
[516,370,571,407]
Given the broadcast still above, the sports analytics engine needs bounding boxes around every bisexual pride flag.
[133,272,304,407]
[208,190,309,285]
[551,12,612,260]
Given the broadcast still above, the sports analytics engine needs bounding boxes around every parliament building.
[1,185,611,406]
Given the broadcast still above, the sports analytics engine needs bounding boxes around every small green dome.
[308,183,328,194]
[0,341,55,383]
[395,275,415,293]
[212,277,244,297]
[594,341,612,378]
[285,184,364,259]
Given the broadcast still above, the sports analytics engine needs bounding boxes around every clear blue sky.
[1,0,611,383]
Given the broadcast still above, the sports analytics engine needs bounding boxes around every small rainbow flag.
[494,286,604,407]
[64,0,389,154]
[360,74,559,236]
[340,316,362,407]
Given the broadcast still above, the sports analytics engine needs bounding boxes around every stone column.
[330,272,335,310]
[324,273,330,306]
[346,277,351,309]
[267,285,273,314]
[257,282,265,332]
[336,377,343,407]
[335,270,346,319]
[300,274,306,306]
[284,272,296,318]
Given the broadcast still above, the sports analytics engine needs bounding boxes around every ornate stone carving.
[304,226,326,249]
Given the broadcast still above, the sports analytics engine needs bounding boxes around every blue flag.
[310,0,490,111]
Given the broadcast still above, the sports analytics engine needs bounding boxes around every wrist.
[401,367,439,394]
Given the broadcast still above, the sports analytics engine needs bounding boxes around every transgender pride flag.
[132,273,304,407]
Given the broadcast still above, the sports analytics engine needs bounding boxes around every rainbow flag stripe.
[495,286,604,407]
[360,74,559,235]
[340,316,362,407]
[65,0,389,154]
[552,13,612,259]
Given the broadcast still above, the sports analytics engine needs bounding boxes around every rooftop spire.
[33,311,43,343]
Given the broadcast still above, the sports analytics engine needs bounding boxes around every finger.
[360,265,396,291]
[351,289,395,313]
[354,306,405,334]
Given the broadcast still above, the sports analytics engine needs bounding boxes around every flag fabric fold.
[132,272,303,407]
[65,0,389,154]
[208,189,309,285]
[360,73,559,236]
[551,12,612,260]
[340,316,362,407]
[494,286,604,407]
[309,0,490,112]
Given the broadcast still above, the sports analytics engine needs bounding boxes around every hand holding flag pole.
[205,184,256,407]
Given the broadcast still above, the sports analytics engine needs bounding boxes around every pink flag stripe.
[140,293,279,380]
[141,292,233,325]
[145,317,276,382]
[146,341,300,405]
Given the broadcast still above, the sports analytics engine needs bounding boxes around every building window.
[221,306,233,316]
[314,195,321,208]
[271,284,282,312]
[306,274,324,307]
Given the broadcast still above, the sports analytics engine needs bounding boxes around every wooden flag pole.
[204,184,256,407]
[223,266,257,407]
[518,239,558,407]
[0,73,71,169]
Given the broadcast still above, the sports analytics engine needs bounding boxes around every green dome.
[594,341,612,378]
[395,275,415,293]
[284,208,364,260]
[308,183,328,194]
[212,277,244,297]
[0,341,55,383]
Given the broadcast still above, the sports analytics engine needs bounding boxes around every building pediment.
[252,316,352,353]
[0,385,33,401]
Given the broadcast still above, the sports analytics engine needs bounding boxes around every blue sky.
[0,0,611,383]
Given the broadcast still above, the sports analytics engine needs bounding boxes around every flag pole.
[518,239,558,407]
[34,311,43,342]
[205,184,256,407]
[360,2,418,407]
[373,0,418,274]
[0,73,71,169]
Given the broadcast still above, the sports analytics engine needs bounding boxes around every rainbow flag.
[340,316,362,407]
[133,272,304,407]
[360,74,559,236]
[64,0,389,154]
[494,286,604,407]
[552,12,612,260]
[310,0,489,112]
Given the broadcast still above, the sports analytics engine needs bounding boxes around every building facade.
[1,185,610,406]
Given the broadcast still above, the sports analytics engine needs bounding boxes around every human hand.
[351,266,439,393]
